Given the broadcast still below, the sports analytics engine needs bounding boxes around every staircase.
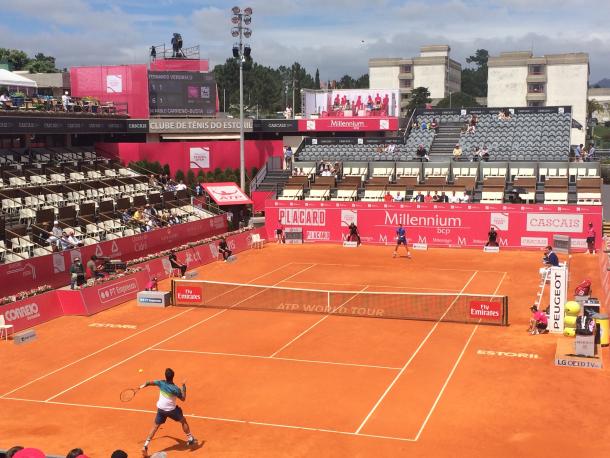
[252,169,291,196]
[428,122,462,162]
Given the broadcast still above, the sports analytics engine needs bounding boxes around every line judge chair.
[0,314,14,340]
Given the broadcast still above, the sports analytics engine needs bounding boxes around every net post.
[502,296,509,326]
[327,291,331,313]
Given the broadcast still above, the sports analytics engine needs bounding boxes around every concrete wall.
[413,64,446,99]
[487,66,528,107]
[547,63,588,145]
[369,66,400,90]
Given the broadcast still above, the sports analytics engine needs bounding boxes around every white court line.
[1,397,416,443]
[354,271,479,434]
[0,308,194,399]
[46,264,317,402]
[290,262,506,274]
[1,262,295,400]
[280,280,459,292]
[412,271,507,441]
[150,348,401,371]
[269,286,369,358]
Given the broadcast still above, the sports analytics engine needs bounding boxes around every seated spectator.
[0,91,11,109]
[461,191,470,203]
[440,191,448,203]
[432,192,440,202]
[121,208,133,225]
[144,204,157,219]
[469,114,478,127]
[375,145,383,154]
[47,220,63,248]
[452,144,463,161]
[472,146,481,162]
[420,120,427,131]
[386,144,396,154]
[467,123,476,134]
[194,182,204,196]
[416,144,427,161]
[393,192,404,202]
[412,191,424,202]
[384,191,393,202]
[448,191,460,203]
[412,120,420,130]
[481,145,490,162]
[59,231,80,251]
[430,118,439,133]
[175,180,187,191]
[148,174,158,188]
[424,192,432,203]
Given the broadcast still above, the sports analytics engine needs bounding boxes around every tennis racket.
[119,387,140,402]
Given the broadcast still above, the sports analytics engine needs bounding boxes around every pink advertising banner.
[297,117,399,132]
[0,215,228,298]
[264,200,603,250]
[0,291,63,334]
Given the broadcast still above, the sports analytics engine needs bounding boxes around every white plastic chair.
[0,314,14,340]
[251,233,265,249]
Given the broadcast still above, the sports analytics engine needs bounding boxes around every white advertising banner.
[106,74,123,93]
[549,265,568,333]
[189,147,210,169]
[526,213,583,233]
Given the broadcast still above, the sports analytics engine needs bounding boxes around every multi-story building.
[588,87,610,124]
[487,51,589,145]
[369,45,461,112]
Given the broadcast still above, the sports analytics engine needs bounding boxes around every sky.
[2,0,610,83]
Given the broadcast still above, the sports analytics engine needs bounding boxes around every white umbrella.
[0,69,37,88]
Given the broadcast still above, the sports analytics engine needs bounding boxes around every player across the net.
[171,279,509,326]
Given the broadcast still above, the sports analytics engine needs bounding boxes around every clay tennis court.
[1,244,609,457]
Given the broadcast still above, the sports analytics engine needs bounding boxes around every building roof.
[13,71,70,89]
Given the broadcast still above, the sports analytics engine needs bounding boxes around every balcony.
[398,72,413,79]
[526,92,546,102]
[526,73,547,83]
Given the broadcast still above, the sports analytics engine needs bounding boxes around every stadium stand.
[0,148,217,264]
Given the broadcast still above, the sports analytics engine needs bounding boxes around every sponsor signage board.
[469,301,502,320]
[265,201,602,250]
[201,182,253,205]
[253,119,299,132]
[174,285,203,304]
[0,117,148,134]
[148,117,253,133]
[148,71,217,116]
[549,266,567,333]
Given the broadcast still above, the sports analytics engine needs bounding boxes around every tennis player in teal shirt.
[140,368,197,456]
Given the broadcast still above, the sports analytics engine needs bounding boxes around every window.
[400,80,412,89]
[528,83,545,93]
[400,65,412,73]
[527,101,544,107]
[528,65,545,75]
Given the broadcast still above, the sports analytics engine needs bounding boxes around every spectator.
[284,146,293,169]
[383,191,393,202]
[587,143,596,161]
[59,231,80,251]
[6,446,24,458]
[194,182,204,196]
[413,191,424,202]
[424,192,432,203]
[480,145,490,162]
[61,91,71,111]
[412,120,420,130]
[70,257,86,290]
[452,144,462,161]
[461,191,470,203]
[176,180,187,191]
[148,174,158,188]
[440,191,448,203]
[87,255,104,279]
[528,305,548,335]
[431,118,439,133]
[47,220,63,247]
[111,451,128,458]
[420,120,427,131]
[472,146,481,162]
[393,192,404,202]
[0,91,11,109]
[432,192,440,203]
[416,144,427,162]
[448,191,460,203]
[66,449,84,458]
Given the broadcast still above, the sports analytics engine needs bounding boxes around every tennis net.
[171,279,509,326]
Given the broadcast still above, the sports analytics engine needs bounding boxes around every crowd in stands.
[323,92,391,117]
[0,90,124,115]
[382,190,470,203]
[412,118,439,133]
[1,446,138,458]
[317,161,342,178]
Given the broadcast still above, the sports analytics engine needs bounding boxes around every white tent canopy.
[0,69,37,88]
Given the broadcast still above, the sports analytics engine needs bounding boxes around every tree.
[0,48,30,70]
[338,74,356,89]
[355,74,369,89]
[461,49,489,97]
[314,68,320,89]
[435,92,480,109]
[588,99,604,119]
[186,170,196,187]
[25,53,58,73]
[174,169,185,183]
[406,87,431,111]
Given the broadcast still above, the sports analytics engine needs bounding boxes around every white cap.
[53,220,59,225]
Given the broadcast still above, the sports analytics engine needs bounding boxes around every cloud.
[2,0,609,83]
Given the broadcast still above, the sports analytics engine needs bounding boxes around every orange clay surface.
[1,243,610,457]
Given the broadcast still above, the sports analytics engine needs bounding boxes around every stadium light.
[230,6,253,191]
